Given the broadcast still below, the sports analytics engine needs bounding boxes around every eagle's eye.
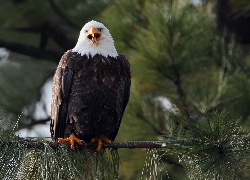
[84,30,88,33]
[97,28,103,32]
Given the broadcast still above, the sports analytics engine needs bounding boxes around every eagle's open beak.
[87,27,101,46]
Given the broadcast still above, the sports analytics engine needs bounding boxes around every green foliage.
[101,0,148,53]
[100,0,250,178]
[104,0,215,94]
[154,111,250,179]
[142,149,163,180]
[0,119,121,180]
[17,146,120,180]
[0,132,120,179]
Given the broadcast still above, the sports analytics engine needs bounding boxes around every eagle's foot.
[58,133,84,149]
[91,137,111,151]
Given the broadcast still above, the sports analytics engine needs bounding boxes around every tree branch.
[6,23,75,50]
[24,117,50,130]
[166,20,191,119]
[172,65,191,119]
[0,140,166,150]
[0,39,61,62]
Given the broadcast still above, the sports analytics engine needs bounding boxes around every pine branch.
[0,140,166,150]
[172,65,191,119]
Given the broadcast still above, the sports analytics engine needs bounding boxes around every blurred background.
[0,0,250,179]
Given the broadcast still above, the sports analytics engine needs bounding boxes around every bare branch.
[25,117,50,130]
[0,39,61,62]
[6,23,75,50]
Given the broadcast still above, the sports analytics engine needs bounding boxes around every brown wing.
[109,54,131,140]
[50,50,75,141]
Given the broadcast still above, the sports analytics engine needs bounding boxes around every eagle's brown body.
[50,50,130,142]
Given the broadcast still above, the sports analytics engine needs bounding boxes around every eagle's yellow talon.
[104,139,111,143]
[58,133,83,149]
[91,137,111,151]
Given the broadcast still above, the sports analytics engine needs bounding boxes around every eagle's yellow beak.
[87,27,101,46]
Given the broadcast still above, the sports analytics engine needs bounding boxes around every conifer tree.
[0,0,249,179]
[102,0,250,179]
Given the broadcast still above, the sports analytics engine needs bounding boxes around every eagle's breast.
[61,52,128,141]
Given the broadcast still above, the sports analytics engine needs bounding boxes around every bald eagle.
[50,20,131,151]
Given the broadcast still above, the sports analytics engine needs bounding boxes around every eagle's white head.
[72,20,118,58]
